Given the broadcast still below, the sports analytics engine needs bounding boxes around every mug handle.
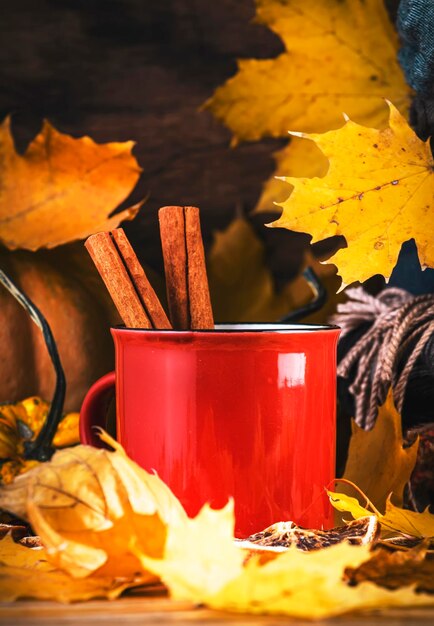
[79,371,116,448]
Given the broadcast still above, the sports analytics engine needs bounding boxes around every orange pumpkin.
[0,244,118,412]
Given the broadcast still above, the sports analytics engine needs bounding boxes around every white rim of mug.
[113,323,340,333]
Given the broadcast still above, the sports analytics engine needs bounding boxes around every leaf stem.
[333,478,383,517]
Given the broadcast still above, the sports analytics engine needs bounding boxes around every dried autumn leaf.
[340,390,419,510]
[345,542,434,593]
[379,501,434,539]
[328,491,434,538]
[273,104,434,284]
[210,543,433,619]
[207,217,341,323]
[0,533,136,602]
[0,432,186,579]
[207,0,410,212]
[0,565,137,603]
[0,119,141,251]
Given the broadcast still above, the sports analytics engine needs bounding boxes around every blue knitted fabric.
[397,0,434,96]
[392,1,434,295]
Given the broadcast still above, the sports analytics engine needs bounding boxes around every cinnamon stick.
[185,207,214,329]
[159,206,214,329]
[158,206,188,329]
[85,232,151,329]
[111,229,171,329]
[85,230,171,329]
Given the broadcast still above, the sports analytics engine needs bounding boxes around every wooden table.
[1,594,433,626]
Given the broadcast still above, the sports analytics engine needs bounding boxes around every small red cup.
[80,323,339,537]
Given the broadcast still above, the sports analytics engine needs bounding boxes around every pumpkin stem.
[0,269,66,461]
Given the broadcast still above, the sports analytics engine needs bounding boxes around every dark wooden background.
[0,0,316,281]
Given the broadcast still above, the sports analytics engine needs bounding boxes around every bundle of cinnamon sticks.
[85,206,214,330]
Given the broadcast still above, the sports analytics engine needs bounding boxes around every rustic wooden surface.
[0,595,433,626]
[0,0,312,281]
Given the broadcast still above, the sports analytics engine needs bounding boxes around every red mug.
[80,323,340,538]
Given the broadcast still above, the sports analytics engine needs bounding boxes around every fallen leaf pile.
[0,432,433,617]
[0,397,79,484]
[125,494,433,620]
[207,0,410,213]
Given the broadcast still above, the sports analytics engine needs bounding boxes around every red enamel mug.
[80,323,340,538]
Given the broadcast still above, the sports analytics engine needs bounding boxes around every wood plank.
[1,597,434,626]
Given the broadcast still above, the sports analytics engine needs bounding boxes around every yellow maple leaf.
[209,543,433,619]
[273,104,434,284]
[138,501,245,604]
[208,0,409,140]
[0,119,141,251]
[207,0,411,212]
[0,533,138,602]
[328,492,434,538]
[255,138,328,213]
[207,216,341,323]
[340,390,419,510]
[139,496,433,619]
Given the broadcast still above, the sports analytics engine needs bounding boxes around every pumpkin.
[0,243,118,412]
